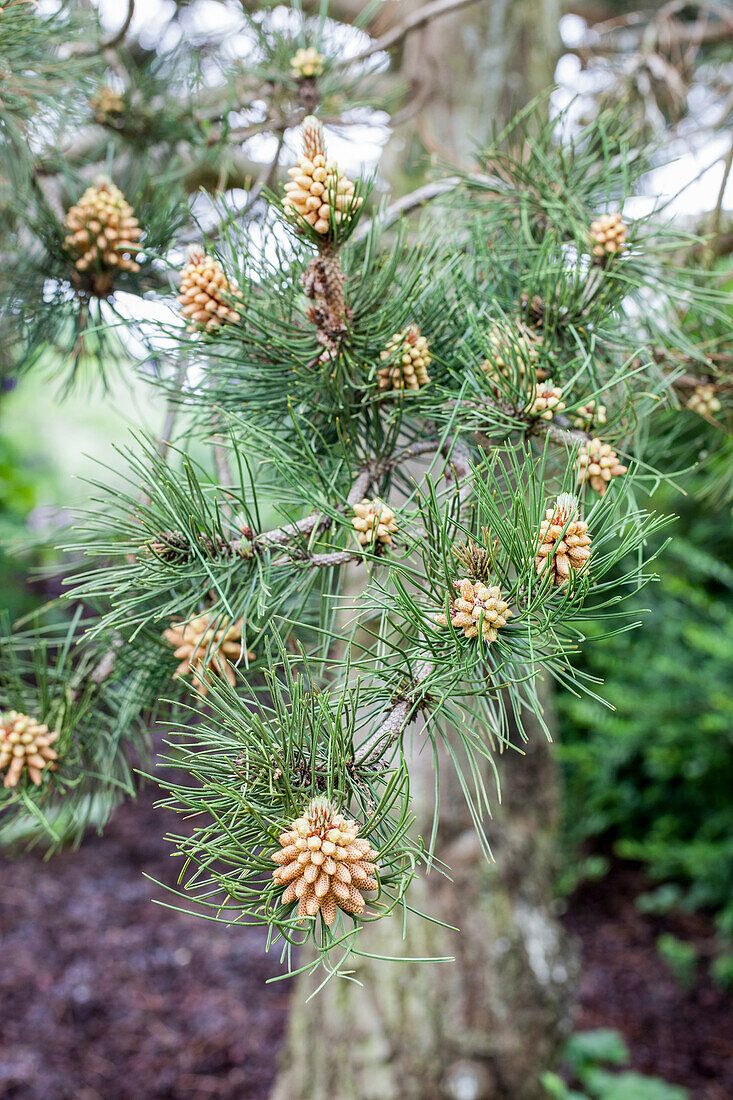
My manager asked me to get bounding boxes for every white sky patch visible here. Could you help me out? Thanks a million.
[553,36,732,219]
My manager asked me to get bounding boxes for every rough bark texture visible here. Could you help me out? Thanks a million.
[380,0,562,185]
[271,707,574,1100]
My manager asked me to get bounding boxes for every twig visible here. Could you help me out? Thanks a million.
[352,178,461,243]
[254,512,332,550]
[355,660,434,766]
[347,0,484,64]
[291,549,362,568]
[711,135,733,241]
[102,0,135,50]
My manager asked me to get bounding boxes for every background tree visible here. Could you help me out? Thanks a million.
[0,4,730,1100]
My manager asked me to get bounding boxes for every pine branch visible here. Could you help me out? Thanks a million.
[348,0,484,64]
[355,660,435,766]
[353,178,461,243]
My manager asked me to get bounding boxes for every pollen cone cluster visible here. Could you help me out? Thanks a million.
[272,796,379,925]
[572,399,607,431]
[0,711,58,789]
[481,322,543,386]
[91,86,124,122]
[577,438,628,495]
[687,384,721,418]
[435,578,512,643]
[164,615,253,695]
[290,46,324,78]
[590,213,628,261]
[378,326,431,391]
[64,177,142,292]
[352,498,398,547]
[536,494,591,587]
[178,246,241,332]
[283,116,361,236]
[529,382,565,420]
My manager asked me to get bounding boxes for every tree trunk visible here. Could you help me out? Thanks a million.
[271,703,574,1100]
[379,0,561,188]
[271,5,567,1097]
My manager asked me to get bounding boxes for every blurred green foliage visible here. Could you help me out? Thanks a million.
[542,1028,688,1100]
[656,934,698,991]
[0,367,167,620]
[0,423,40,620]
[556,480,733,940]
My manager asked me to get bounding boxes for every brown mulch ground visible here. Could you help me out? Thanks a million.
[0,785,291,1100]
[2,788,731,1099]
[563,864,733,1100]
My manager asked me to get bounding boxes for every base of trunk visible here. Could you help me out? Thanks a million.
[271,720,575,1100]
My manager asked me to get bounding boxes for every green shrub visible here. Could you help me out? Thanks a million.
[656,934,698,990]
[543,1029,689,1100]
[556,487,733,938]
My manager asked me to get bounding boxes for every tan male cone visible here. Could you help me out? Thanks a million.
[535,494,591,587]
[282,115,361,236]
[272,796,380,925]
[529,382,565,421]
[64,177,142,289]
[0,711,58,788]
[178,246,241,332]
[378,326,431,391]
[435,578,512,643]
[577,438,627,496]
[352,498,398,547]
[164,615,254,696]
[687,384,721,418]
[590,212,628,260]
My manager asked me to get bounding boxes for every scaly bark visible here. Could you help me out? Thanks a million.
[272,701,574,1100]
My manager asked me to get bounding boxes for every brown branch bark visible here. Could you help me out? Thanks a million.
[347,0,485,63]
[355,659,435,765]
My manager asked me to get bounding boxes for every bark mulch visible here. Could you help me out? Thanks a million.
[0,787,291,1100]
[563,864,733,1100]
[2,790,731,1099]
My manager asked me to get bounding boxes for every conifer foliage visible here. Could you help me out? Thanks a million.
[0,2,730,979]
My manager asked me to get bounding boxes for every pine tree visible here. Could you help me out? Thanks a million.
[1,3,731,1097]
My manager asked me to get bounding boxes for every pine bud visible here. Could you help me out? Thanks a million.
[90,86,124,122]
[572,399,607,431]
[163,615,254,696]
[0,711,58,789]
[577,438,627,495]
[434,578,512,643]
[451,530,497,582]
[520,293,546,328]
[282,116,362,237]
[686,384,721,419]
[352,498,398,547]
[535,494,591,587]
[302,114,326,162]
[177,246,241,332]
[590,213,628,262]
[272,796,380,925]
[146,530,233,562]
[529,381,565,420]
[480,322,544,386]
[378,326,431,391]
[289,47,324,79]
[63,177,142,295]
